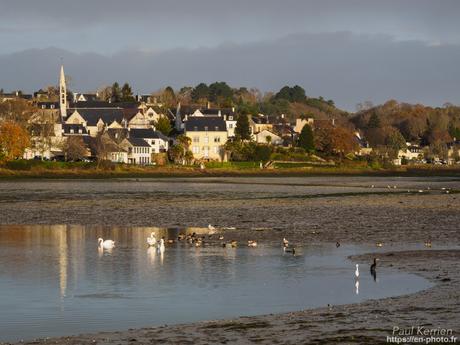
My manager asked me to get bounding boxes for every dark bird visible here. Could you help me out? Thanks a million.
[370,258,378,281]
[283,247,296,255]
[336,241,340,248]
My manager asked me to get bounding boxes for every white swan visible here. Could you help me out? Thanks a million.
[98,238,115,249]
[355,264,359,278]
[157,238,165,252]
[208,224,217,234]
[147,232,157,247]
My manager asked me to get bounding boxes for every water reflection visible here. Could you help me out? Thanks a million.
[0,225,432,342]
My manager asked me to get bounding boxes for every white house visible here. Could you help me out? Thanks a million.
[121,138,152,165]
[254,129,283,145]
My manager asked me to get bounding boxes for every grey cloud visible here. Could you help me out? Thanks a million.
[1,32,459,111]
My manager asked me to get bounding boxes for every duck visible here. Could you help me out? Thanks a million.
[177,234,185,241]
[248,240,257,247]
[98,238,115,250]
[355,264,359,278]
[336,241,341,248]
[283,238,289,247]
[219,235,224,240]
[424,240,432,248]
[147,233,157,247]
[375,242,383,248]
[195,240,203,247]
[167,239,175,244]
[231,240,238,248]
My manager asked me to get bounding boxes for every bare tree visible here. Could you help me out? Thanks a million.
[62,136,88,161]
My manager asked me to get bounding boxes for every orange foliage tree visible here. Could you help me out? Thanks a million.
[0,121,31,162]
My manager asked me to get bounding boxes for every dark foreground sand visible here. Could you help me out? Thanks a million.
[0,177,459,344]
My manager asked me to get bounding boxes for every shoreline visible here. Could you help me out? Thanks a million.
[2,165,460,179]
[2,248,458,345]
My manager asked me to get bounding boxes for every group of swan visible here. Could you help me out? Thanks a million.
[147,232,165,252]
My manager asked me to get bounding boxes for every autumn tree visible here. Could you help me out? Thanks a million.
[0,121,30,162]
[0,99,36,127]
[97,86,113,102]
[62,136,87,161]
[315,126,357,157]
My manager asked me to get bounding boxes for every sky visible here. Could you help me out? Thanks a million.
[0,0,459,111]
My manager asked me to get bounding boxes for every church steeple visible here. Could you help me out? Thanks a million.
[59,65,67,118]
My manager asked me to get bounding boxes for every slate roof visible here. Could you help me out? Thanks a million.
[127,137,151,147]
[184,116,227,132]
[69,108,126,126]
[62,124,89,135]
[129,128,169,140]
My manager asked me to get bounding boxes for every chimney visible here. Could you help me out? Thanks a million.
[218,110,222,117]
[232,106,235,112]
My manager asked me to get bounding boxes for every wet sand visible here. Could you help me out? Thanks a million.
[0,177,459,344]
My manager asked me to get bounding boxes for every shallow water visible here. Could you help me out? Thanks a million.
[0,225,432,342]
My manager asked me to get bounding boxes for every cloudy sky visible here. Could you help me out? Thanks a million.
[0,0,459,110]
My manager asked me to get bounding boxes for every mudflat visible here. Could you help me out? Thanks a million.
[0,176,459,344]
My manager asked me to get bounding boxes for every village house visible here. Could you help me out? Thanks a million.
[120,137,152,165]
[185,116,228,161]
[254,129,283,145]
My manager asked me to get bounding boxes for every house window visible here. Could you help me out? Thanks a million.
[193,136,199,143]
[193,146,199,153]
[204,137,209,144]
[214,137,220,143]
[70,129,74,134]
[229,116,233,120]
[78,129,82,134]
[194,126,198,131]
[214,147,219,154]
[215,126,219,131]
[228,124,233,129]
[204,126,208,131]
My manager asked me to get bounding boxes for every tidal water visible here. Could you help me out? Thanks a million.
[0,225,432,342]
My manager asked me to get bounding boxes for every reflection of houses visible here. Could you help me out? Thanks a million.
[185,116,228,161]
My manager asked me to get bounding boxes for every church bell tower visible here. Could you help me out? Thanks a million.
[59,65,67,118]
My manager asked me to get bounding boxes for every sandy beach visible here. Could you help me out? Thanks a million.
[0,176,459,344]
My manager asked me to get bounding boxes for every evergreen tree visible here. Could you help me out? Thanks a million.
[121,83,134,102]
[111,82,121,102]
[191,83,209,104]
[154,116,172,136]
[235,114,251,141]
[368,112,381,128]
[298,124,315,151]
